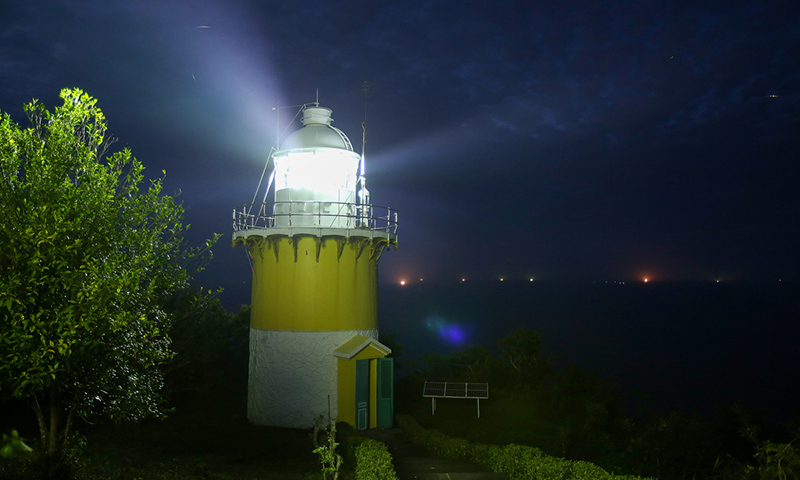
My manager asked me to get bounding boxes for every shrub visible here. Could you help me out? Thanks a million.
[336,422,366,470]
[396,415,491,460]
[395,414,653,480]
[355,439,397,480]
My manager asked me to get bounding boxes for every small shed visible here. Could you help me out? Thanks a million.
[334,336,393,429]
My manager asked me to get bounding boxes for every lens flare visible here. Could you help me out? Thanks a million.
[424,316,469,346]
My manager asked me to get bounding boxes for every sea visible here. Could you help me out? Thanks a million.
[377,280,800,422]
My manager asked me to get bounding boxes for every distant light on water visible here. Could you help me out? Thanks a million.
[399,279,406,286]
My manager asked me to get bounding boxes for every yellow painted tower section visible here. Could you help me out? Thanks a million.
[245,235,390,332]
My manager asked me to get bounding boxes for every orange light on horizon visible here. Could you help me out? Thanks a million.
[399,279,406,286]
[643,277,649,283]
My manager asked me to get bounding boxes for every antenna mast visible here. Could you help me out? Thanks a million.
[358,81,374,217]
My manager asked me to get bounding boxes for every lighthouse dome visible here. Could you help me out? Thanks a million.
[281,106,353,151]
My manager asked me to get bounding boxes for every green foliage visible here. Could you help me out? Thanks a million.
[312,420,343,480]
[499,327,549,390]
[608,410,722,479]
[395,411,469,458]
[395,415,652,480]
[711,406,800,480]
[414,327,549,391]
[164,296,249,395]
[550,365,621,457]
[0,430,33,458]
[354,439,397,480]
[0,433,85,480]
[0,89,218,456]
[748,440,800,480]
[418,345,502,383]
[411,328,619,458]
[333,422,364,472]
[406,328,800,479]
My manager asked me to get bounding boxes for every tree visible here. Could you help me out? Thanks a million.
[164,296,249,397]
[498,327,549,391]
[449,345,501,383]
[0,89,218,456]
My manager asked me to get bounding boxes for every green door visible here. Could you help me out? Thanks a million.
[355,359,369,430]
[376,357,394,428]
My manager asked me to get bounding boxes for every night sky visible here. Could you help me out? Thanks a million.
[2,0,799,308]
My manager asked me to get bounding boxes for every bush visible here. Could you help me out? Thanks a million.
[0,452,79,480]
[395,414,652,480]
[336,422,367,471]
[355,439,397,480]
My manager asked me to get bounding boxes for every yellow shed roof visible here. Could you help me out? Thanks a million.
[333,335,392,359]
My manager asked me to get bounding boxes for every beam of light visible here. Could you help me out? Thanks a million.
[370,112,521,177]
[120,3,288,170]
[370,94,575,180]
[191,40,286,161]
[167,4,289,166]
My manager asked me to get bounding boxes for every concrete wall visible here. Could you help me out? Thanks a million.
[247,328,378,428]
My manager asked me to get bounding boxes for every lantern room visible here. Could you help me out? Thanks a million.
[271,106,362,228]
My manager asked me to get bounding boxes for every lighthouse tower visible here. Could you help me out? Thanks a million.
[233,104,398,429]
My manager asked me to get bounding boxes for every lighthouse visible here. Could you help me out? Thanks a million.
[233,103,398,429]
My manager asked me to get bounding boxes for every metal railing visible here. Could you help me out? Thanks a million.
[233,201,398,234]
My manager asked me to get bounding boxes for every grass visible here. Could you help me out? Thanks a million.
[77,387,320,480]
[0,383,321,480]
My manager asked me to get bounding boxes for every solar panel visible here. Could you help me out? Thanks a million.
[422,381,490,418]
[423,381,488,399]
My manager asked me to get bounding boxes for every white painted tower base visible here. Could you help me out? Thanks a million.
[247,328,378,428]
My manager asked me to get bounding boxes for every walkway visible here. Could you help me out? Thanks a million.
[362,428,507,480]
